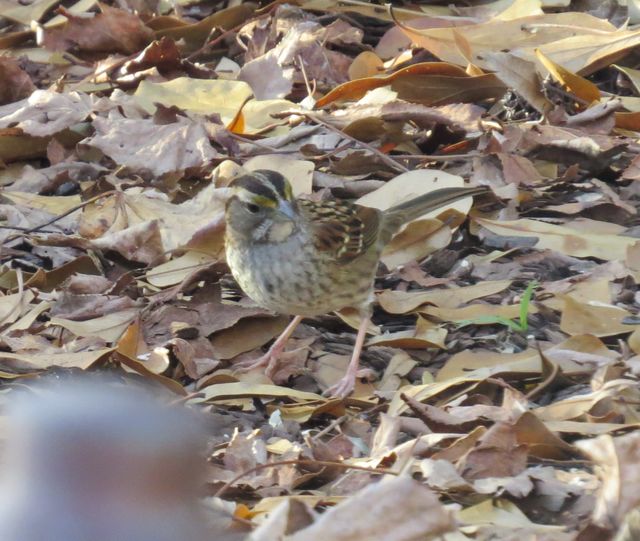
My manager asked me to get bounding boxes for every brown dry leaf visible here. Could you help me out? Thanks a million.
[80,184,227,256]
[397,12,614,69]
[0,348,114,371]
[379,280,512,314]
[366,316,447,349]
[82,112,218,176]
[210,315,290,360]
[626,242,640,271]
[630,329,640,356]
[348,51,383,80]
[457,498,568,538]
[239,19,355,99]
[48,308,138,342]
[513,412,577,460]
[0,57,35,106]
[538,27,640,76]
[476,217,638,261]
[388,376,486,417]
[535,49,601,104]
[576,431,640,530]
[145,251,216,288]
[0,90,92,136]
[133,78,253,127]
[285,477,454,540]
[0,0,62,24]
[0,290,36,326]
[3,191,81,216]
[90,220,164,264]
[381,218,452,269]
[535,379,640,423]
[458,422,528,481]
[559,296,633,337]
[390,72,506,107]
[231,98,299,137]
[318,61,505,107]
[437,334,618,382]
[189,382,325,404]
[41,4,153,54]
[152,3,256,51]
[377,352,417,393]
[116,318,147,360]
[334,100,484,135]
[483,52,551,113]
[421,302,535,325]
[316,62,468,107]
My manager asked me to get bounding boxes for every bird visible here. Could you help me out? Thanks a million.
[224,169,488,398]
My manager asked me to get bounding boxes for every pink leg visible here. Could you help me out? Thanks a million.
[235,315,304,376]
[324,316,369,399]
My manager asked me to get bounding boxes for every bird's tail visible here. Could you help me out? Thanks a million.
[382,186,489,236]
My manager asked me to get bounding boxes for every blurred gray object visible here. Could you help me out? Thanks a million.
[0,377,224,541]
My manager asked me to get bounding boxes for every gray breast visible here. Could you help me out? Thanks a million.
[226,232,377,316]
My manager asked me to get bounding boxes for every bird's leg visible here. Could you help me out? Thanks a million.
[234,315,304,376]
[324,315,369,399]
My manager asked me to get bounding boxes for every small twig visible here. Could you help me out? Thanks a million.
[297,53,316,100]
[387,152,480,161]
[543,82,591,107]
[312,141,355,160]
[2,190,118,246]
[214,458,398,498]
[188,0,286,61]
[310,414,350,441]
[293,112,410,173]
[229,133,283,153]
[188,20,253,61]
[0,225,61,234]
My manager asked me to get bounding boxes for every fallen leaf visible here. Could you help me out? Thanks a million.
[0,90,92,136]
[0,57,35,106]
[379,280,512,314]
[576,431,640,530]
[41,4,153,54]
[133,78,253,126]
[560,296,634,337]
[82,112,218,176]
[476,217,638,261]
[286,477,454,540]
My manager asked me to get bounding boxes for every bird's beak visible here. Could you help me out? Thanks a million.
[277,200,296,221]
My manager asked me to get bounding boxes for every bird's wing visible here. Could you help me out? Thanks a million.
[299,199,381,264]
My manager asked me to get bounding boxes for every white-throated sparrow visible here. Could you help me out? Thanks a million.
[225,170,488,397]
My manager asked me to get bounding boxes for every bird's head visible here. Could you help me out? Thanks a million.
[225,170,299,244]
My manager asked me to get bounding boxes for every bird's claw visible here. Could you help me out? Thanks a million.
[234,353,276,376]
[323,374,356,399]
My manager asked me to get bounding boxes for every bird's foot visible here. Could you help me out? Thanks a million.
[233,352,275,374]
[323,368,375,399]
[234,316,304,378]
[323,374,355,399]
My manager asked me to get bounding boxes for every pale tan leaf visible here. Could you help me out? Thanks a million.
[476,217,637,260]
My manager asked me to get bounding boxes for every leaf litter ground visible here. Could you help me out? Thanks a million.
[1,0,640,539]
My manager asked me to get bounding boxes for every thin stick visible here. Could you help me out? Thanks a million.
[2,190,118,245]
[294,112,410,173]
[0,225,61,233]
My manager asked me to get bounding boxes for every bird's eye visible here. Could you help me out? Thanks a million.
[246,202,261,214]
